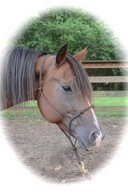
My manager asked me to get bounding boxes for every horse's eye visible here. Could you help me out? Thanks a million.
[62,85,72,92]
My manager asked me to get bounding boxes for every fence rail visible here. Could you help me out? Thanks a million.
[82,60,128,112]
[96,106,128,112]
[89,76,128,83]
[82,60,128,68]
[93,91,128,97]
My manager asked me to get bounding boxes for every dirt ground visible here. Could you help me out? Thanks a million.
[1,107,127,183]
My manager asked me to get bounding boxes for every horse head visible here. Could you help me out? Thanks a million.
[36,44,104,151]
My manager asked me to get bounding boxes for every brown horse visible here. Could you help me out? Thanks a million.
[0,44,104,166]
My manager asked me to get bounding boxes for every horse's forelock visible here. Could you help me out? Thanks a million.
[66,54,92,100]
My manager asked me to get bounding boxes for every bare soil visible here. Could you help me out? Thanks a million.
[2,107,127,183]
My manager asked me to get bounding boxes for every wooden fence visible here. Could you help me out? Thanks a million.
[82,60,128,112]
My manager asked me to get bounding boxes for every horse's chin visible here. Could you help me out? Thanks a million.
[77,137,99,152]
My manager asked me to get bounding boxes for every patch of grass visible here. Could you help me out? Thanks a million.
[15,101,37,107]
[0,109,44,125]
[93,96,128,117]
[96,111,128,117]
[93,97,128,107]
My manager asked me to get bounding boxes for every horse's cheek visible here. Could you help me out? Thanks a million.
[37,99,62,123]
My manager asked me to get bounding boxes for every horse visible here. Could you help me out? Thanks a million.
[0,44,104,172]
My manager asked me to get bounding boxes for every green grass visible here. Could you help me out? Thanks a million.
[95,111,128,117]
[17,100,37,107]
[0,108,44,125]
[93,96,128,117]
[93,97,128,107]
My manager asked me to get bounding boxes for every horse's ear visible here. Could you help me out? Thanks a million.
[74,47,87,62]
[56,44,68,66]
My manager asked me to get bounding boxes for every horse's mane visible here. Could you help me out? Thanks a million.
[1,47,92,109]
[66,54,92,100]
[1,47,46,108]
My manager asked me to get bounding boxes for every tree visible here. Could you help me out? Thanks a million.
[15,9,122,59]
[13,9,124,90]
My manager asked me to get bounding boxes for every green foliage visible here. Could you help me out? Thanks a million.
[13,9,124,90]
[15,9,122,60]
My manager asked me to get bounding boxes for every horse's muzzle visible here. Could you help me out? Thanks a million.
[77,130,104,152]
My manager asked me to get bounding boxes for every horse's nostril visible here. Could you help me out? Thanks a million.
[90,132,98,143]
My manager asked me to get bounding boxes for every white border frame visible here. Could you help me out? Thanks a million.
[0,1,128,191]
